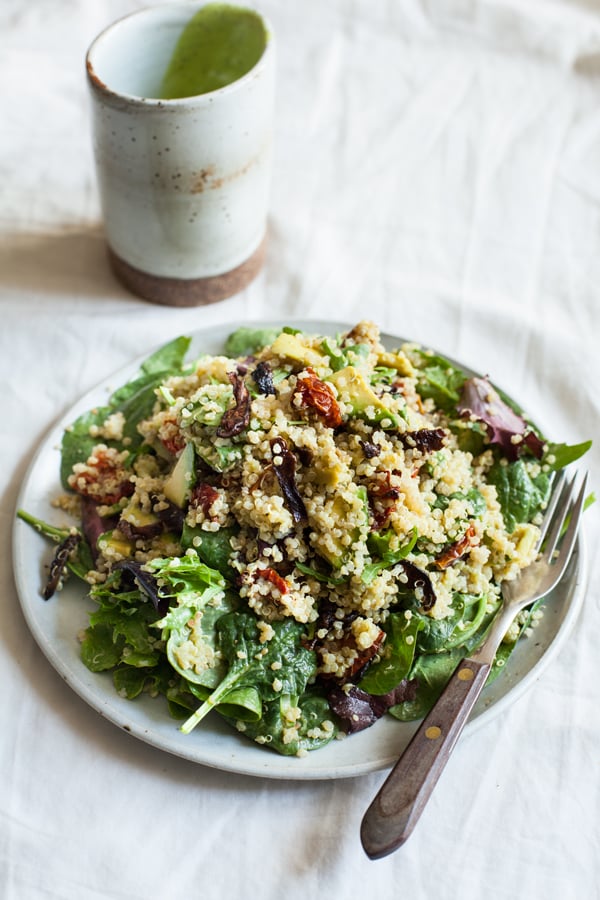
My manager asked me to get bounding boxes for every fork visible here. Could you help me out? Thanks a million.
[360,470,588,860]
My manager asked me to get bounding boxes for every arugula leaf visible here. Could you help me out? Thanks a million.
[362,527,418,585]
[81,584,162,673]
[180,613,317,734]
[487,458,551,533]
[145,553,226,608]
[320,337,370,372]
[413,351,467,412]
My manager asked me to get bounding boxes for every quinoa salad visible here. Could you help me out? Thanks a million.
[18,322,591,757]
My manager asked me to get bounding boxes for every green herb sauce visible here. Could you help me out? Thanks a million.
[160,3,268,99]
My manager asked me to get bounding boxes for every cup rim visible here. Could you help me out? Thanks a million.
[85,1,274,107]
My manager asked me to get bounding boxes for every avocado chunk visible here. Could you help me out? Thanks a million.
[327,367,403,428]
[314,485,369,569]
[270,332,329,369]
[97,530,133,559]
[163,441,196,508]
[376,349,415,376]
[119,500,162,539]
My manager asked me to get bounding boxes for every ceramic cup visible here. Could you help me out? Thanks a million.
[86,3,275,306]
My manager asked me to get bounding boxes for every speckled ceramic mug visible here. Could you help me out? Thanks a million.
[86,3,275,306]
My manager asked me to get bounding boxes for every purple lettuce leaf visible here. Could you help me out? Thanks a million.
[326,679,418,734]
[456,377,544,461]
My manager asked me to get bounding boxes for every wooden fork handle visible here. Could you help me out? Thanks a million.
[360,658,491,860]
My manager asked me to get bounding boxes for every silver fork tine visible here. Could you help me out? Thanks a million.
[536,469,566,550]
[547,473,587,579]
[541,473,577,560]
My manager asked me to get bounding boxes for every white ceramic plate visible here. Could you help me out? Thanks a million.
[12,320,588,780]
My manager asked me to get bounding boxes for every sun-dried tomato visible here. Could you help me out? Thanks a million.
[254,567,289,595]
[190,483,220,516]
[368,471,401,530]
[434,523,478,570]
[296,368,343,428]
[316,625,385,683]
[158,415,186,456]
[69,447,134,505]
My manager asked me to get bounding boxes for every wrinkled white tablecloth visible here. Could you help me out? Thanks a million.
[2,1,599,898]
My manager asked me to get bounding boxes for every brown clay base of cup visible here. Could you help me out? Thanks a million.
[108,237,266,307]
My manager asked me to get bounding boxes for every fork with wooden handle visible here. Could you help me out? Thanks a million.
[360,471,588,860]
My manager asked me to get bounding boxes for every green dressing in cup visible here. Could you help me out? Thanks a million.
[160,3,268,98]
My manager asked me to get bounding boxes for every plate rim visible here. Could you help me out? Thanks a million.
[11,318,589,780]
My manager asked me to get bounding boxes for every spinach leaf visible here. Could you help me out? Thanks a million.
[358,612,422,695]
[155,593,235,690]
[80,622,125,672]
[412,593,492,654]
[181,524,238,579]
[389,649,464,721]
[60,335,191,487]
[542,439,592,471]
[180,613,317,734]
[224,326,282,357]
[432,489,486,518]
[227,690,337,755]
[215,686,263,722]
[138,335,191,376]
[487,458,551,533]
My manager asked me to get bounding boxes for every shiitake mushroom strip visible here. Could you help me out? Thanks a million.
[216,372,251,438]
[43,532,81,600]
[270,437,307,523]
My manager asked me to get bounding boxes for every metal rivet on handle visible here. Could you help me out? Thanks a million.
[425,726,442,740]
[457,667,474,681]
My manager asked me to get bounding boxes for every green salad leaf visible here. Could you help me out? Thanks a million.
[180,613,317,734]
[487,458,551,534]
[224,326,282,357]
[60,335,191,487]
[226,690,337,755]
[543,440,592,471]
[358,612,422,695]
[413,350,467,412]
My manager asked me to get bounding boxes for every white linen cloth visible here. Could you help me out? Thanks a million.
[1,1,599,897]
